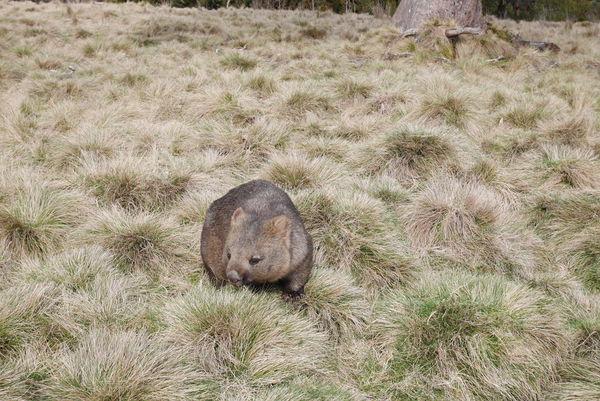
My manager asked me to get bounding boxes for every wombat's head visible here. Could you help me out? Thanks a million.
[223,207,292,286]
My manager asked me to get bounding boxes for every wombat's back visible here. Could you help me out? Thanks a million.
[200,180,310,284]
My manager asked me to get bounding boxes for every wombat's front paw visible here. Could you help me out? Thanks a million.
[281,290,304,302]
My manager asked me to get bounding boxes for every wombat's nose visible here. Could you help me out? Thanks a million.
[227,270,242,286]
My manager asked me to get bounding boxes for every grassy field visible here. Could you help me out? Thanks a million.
[0,1,599,400]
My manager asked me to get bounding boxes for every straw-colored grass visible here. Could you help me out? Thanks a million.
[0,2,598,399]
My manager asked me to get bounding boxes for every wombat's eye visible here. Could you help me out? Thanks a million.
[227,252,231,260]
[249,257,261,265]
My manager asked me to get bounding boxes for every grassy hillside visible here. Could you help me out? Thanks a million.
[0,2,599,400]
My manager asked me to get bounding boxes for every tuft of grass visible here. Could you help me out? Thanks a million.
[46,129,116,169]
[119,72,149,87]
[295,189,413,290]
[261,152,342,191]
[83,208,197,277]
[81,158,192,211]
[220,53,257,71]
[175,188,221,225]
[300,25,328,39]
[0,284,58,358]
[16,246,114,292]
[567,303,600,357]
[46,328,199,401]
[298,267,370,341]
[285,91,331,116]
[13,46,32,58]
[404,175,535,275]
[548,357,600,401]
[335,79,373,100]
[372,270,567,401]
[357,126,457,180]
[535,145,599,189]
[196,119,289,166]
[418,90,474,128]
[245,74,277,95]
[353,175,410,207]
[565,226,600,292]
[0,186,84,257]
[529,191,600,239]
[503,104,547,129]
[542,113,594,146]
[0,345,50,401]
[162,284,327,386]
[53,268,150,337]
[130,16,202,45]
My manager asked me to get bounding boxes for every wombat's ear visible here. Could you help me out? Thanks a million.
[231,207,248,226]
[264,215,291,246]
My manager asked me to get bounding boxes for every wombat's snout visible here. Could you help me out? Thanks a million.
[226,269,250,286]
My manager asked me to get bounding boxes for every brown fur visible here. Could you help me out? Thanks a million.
[201,180,313,297]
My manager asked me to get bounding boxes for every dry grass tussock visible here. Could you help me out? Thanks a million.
[0,1,599,399]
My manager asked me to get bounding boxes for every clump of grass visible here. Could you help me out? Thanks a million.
[548,358,600,401]
[81,158,192,211]
[567,303,600,356]
[332,123,369,141]
[295,189,413,289]
[82,42,98,57]
[54,269,150,337]
[535,145,599,189]
[353,175,410,207]
[119,72,149,87]
[16,246,115,292]
[0,284,58,358]
[0,186,84,257]
[565,226,600,292]
[285,91,331,116]
[413,22,455,60]
[298,137,349,161]
[529,191,600,239]
[489,91,507,110]
[261,152,342,191]
[418,89,474,128]
[245,74,277,95]
[175,188,221,225]
[13,46,32,58]
[300,25,327,39]
[405,176,503,247]
[404,175,535,275]
[221,377,356,401]
[198,119,289,166]
[83,208,196,277]
[46,129,115,169]
[542,113,594,146]
[220,53,257,71]
[36,57,62,70]
[298,267,370,340]
[454,31,517,61]
[335,79,372,100]
[131,16,201,45]
[482,130,539,161]
[372,270,567,401]
[46,328,199,401]
[503,103,547,129]
[162,284,327,386]
[357,126,457,181]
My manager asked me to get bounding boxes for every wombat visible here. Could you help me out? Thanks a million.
[200,179,313,298]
